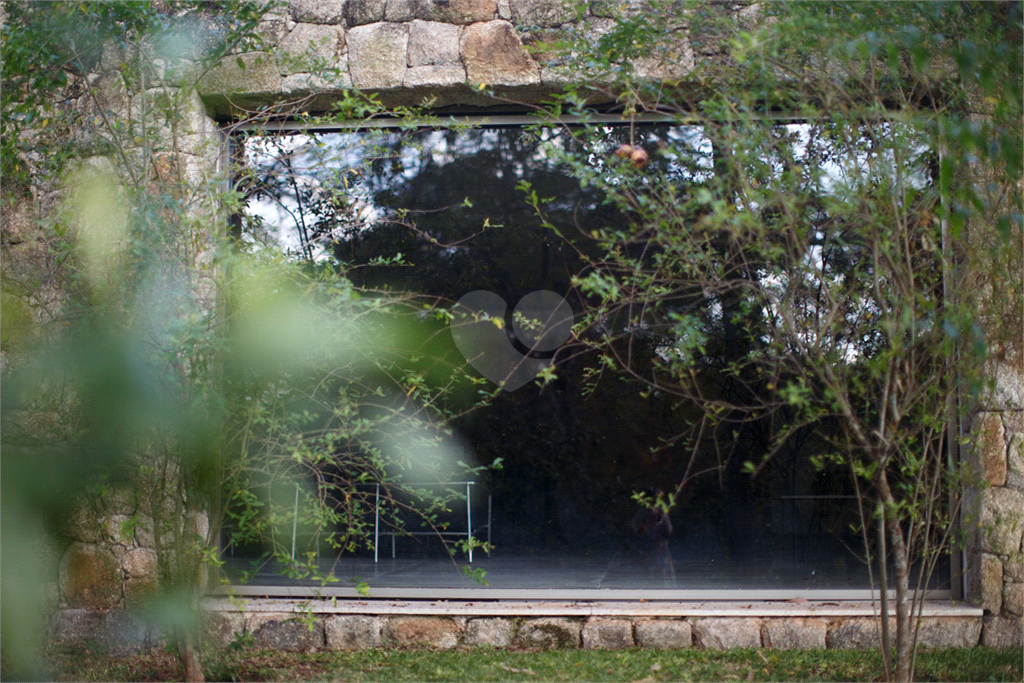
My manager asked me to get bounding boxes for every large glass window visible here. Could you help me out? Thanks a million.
[228,120,949,597]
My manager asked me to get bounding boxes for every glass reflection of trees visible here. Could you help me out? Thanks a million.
[242,124,882,588]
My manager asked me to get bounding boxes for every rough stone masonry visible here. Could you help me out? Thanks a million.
[191,601,987,652]
[194,0,698,115]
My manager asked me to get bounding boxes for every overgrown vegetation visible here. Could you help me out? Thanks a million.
[527,2,1022,681]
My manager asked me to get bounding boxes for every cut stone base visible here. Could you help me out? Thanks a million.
[582,618,633,650]
[56,600,987,653]
[325,615,382,650]
[515,617,581,649]
[464,618,515,647]
[247,613,325,651]
[827,618,880,650]
[916,617,982,648]
[981,615,1023,648]
[635,619,691,648]
[48,609,154,654]
[692,618,761,649]
[384,616,459,649]
[761,618,826,650]
[204,611,245,649]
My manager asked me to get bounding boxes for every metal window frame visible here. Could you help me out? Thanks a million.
[219,113,959,602]
[218,586,950,601]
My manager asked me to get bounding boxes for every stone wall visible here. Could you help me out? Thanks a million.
[2,13,222,639]
[966,396,1024,646]
[54,492,210,623]
[195,0,699,115]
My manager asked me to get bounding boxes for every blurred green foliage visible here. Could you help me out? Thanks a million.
[0,2,487,680]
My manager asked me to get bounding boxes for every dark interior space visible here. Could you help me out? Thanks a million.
[230,123,949,593]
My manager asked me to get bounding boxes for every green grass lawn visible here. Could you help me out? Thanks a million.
[41,644,1023,682]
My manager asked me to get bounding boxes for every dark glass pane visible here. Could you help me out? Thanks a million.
[233,123,948,593]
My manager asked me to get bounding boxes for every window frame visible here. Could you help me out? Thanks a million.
[219,113,960,602]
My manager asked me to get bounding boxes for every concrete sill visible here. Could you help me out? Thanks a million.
[203,597,982,618]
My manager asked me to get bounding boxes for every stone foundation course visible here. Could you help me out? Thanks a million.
[48,601,993,653]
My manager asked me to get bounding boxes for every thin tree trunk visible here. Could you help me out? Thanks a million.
[877,470,912,683]
[177,628,204,683]
[878,502,892,680]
